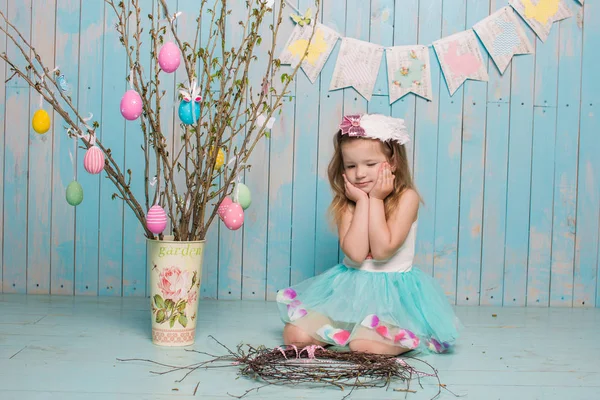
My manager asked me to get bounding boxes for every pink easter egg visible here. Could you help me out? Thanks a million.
[83,146,105,174]
[120,89,143,121]
[223,202,244,231]
[146,205,167,234]
[158,41,181,73]
[218,197,233,221]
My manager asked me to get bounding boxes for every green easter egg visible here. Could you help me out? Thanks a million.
[234,183,251,210]
[66,180,83,206]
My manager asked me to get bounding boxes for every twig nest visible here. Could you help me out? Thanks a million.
[233,183,251,210]
[146,205,168,234]
[83,146,105,174]
[32,109,51,134]
[66,180,83,206]
[120,89,143,120]
[158,41,181,73]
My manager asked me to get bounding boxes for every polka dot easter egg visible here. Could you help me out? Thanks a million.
[146,205,167,234]
[178,85,202,125]
[120,89,143,121]
[32,109,51,134]
[83,146,105,174]
[158,41,181,73]
[214,147,225,169]
[217,197,233,221]
[222,202,244,230]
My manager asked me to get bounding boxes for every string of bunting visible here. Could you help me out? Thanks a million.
[280,0,582,100]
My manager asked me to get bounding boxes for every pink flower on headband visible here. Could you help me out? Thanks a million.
[339,115,365,136]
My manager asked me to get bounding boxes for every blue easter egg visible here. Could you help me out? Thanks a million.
[178,100,200,125]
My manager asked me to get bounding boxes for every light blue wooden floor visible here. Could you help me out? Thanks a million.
[0,294,598,399]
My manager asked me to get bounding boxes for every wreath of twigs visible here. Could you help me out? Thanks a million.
[118,336,459,399]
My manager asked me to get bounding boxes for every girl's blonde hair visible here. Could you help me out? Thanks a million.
[327,130,419,225]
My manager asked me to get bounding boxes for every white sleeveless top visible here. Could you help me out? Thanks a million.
[343,220,417,273]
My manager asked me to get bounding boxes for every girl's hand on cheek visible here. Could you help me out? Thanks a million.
[343,174,368,203]
[370,163,394,200]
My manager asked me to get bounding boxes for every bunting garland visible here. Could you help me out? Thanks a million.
[279,23,340,83]
[508,0,573,42]
[433,30,489,96]
[279,0,582,100]
[386,45,433,102]
[473,7,534,74]
[329,38,384,101]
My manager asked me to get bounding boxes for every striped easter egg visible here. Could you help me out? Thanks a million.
[83,146,105,174]
[146,205,167,234]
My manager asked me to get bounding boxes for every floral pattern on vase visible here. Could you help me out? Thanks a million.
[151,266,200,329]
[147,237,204,347]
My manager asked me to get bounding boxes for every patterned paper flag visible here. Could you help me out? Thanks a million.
[509,0,572,42]
[279,23,340,83]
[473,7,534,74]
[329,38,384,101]
[386,45,433,103]
[433,30,489,96]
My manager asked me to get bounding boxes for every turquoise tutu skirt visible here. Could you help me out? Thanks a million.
[276,264,461,353]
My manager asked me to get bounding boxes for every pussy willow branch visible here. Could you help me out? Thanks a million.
[0,9,155,238]
[201,2,321,238]
[0,0,320,241]
[108,0,184,237]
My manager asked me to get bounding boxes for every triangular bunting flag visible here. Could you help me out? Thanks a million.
[386,45,433,103]
[433,30,489,96]
[473,7,534,74]
[509,0,572,42]
[279,23,340,84]
[329,37,384,101]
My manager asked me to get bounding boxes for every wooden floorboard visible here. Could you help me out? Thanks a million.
[0,294,598,399]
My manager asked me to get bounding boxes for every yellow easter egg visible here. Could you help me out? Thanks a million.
[215,147,225,169]
[32,109,51,134]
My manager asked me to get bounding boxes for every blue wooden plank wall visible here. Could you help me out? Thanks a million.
[0,0,598,308]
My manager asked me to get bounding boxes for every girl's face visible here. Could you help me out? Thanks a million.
[341,139,393,194]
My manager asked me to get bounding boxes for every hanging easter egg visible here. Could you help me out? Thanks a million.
[66,180,83,206]
[214,147,225,169]
[146,205,168,234]
[233,183,252,210]
[120,89,143,121]
[178,98,201,125]
[217,197,233,221]
[178,84,202,125]
[158,41,181,73]
[32,109,51,134]
[83,146,105,174]
[222,202,244,231]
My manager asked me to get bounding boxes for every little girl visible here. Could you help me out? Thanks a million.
[276,114,461,355]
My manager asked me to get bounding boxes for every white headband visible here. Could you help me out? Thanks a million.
[339,114,410,145]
